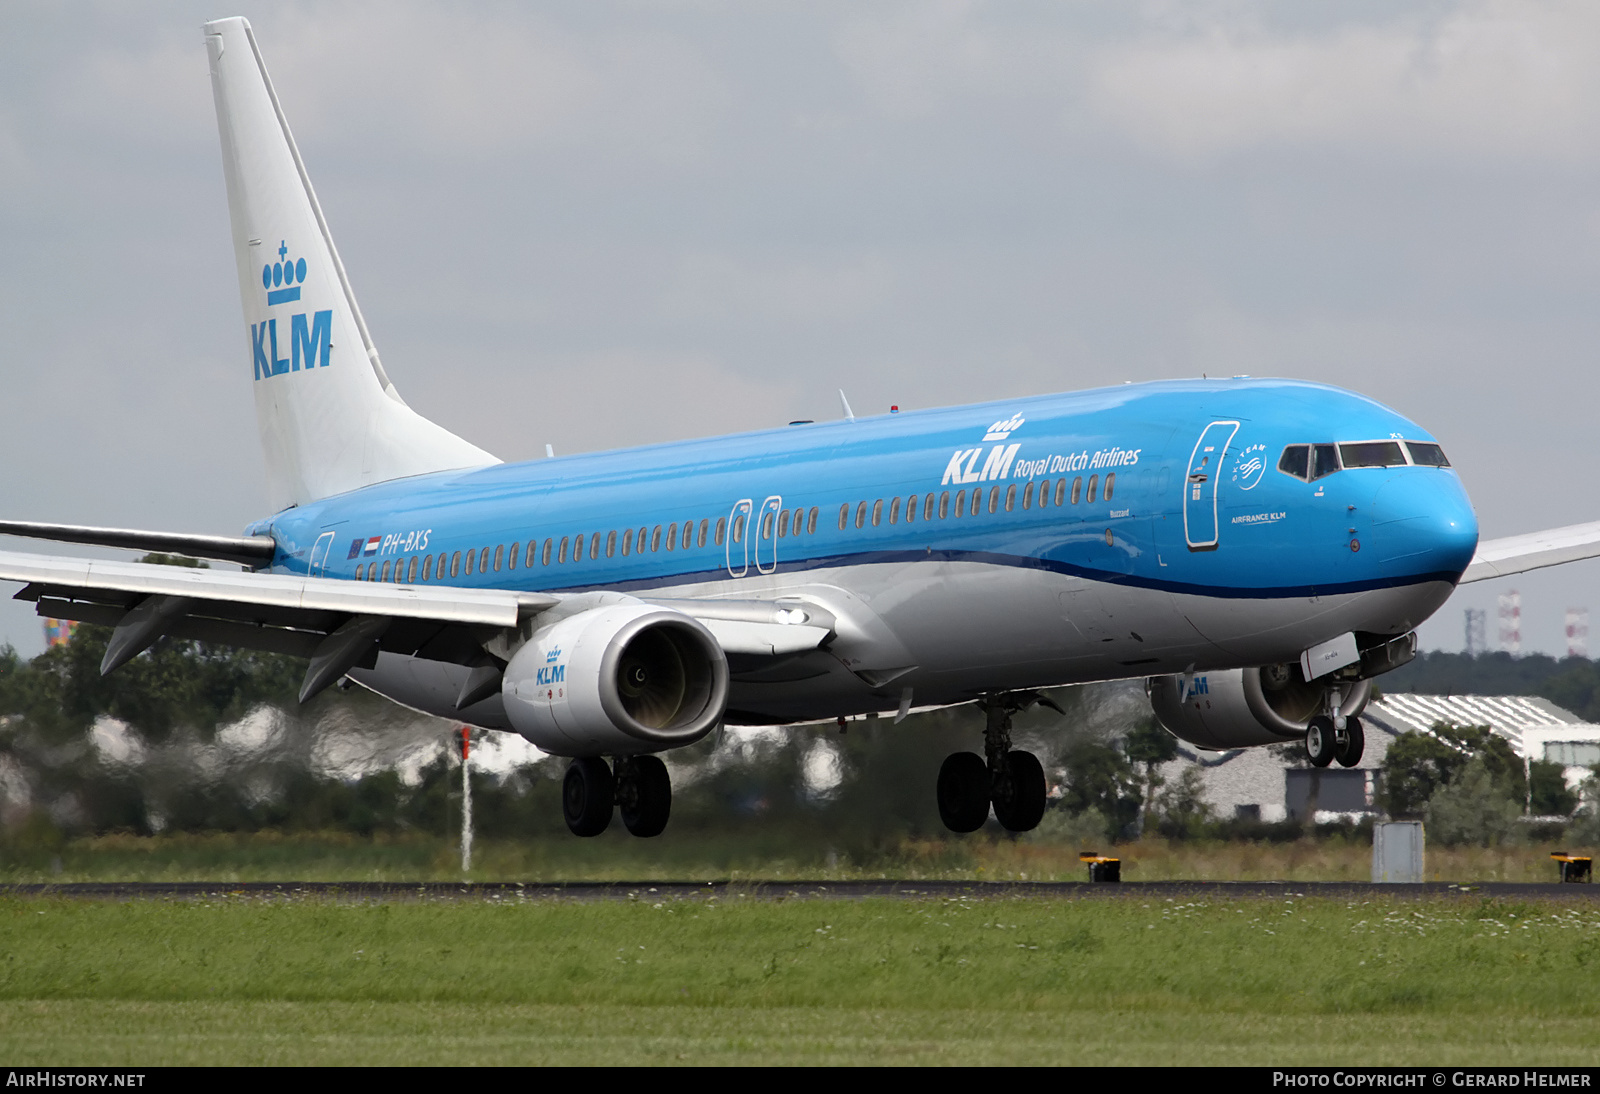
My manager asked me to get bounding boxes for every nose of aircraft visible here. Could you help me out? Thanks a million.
[1369,471,1479,579]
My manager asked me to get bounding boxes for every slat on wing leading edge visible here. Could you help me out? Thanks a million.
[0,548,539,626]
[1460,520,1600,584]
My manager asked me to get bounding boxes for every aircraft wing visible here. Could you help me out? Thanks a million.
[0,520,275,568]
[1459,520,1600,584]
[0,548,833,702]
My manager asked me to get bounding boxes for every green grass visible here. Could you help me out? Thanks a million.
[3,829,1588,885]
[1,892,1598,1064]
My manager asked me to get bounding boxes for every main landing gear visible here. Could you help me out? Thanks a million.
[1304,713,1365,769]
[937,692,1054,834]
[562,755,672,837]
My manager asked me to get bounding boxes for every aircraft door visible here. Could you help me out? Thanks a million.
[308,531,336,576]
[754,495,782,575]
[725,499,752,577]
[1183,420,1240,551]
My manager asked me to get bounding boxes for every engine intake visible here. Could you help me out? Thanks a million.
[503,604,729,756]
[1147,666,1369,751]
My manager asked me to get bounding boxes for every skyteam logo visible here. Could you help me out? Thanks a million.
[1231,442,1269,491]
[250,239,332,382]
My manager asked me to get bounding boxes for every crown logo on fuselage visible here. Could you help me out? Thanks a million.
[262,240,305,306]
[983,414,1025,441]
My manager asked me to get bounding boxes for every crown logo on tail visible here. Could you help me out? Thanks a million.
[262,240,305,305]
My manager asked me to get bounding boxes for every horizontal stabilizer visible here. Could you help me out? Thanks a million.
[1459,520,1600,584]
[0,520,276,568]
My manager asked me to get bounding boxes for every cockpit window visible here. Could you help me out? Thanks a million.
[1406,441,1451,468]
[1278,445,1309,480]
[1339,441,1406,468]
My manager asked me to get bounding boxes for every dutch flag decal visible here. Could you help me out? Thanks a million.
[363,537,381,556]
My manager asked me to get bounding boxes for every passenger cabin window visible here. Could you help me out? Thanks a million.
[1104,473,1115,501]
[1086,475,1098,504]
[381,560,392,582]
[807,507,818,534]
[1407,441,1451,467]
[355,563,364,581]
[939,491,950,519]
[451,551,462,577]
[1071,477,1082,504]
[557,538,568,564]
[871,500,882,527]
[716,517,727,545]
[590,533,601,560]
[1004,484,1015,512]
[889,497,900,524]
[542,539,553,566]
[1021,482,1033,509]
[838,504,849,531]
[778,509,789,537]
[905,496,916,524]
[699,518,709,547]
[856,502,868,529]
[606,530,616,558]
[731,516,744,544]
[493,545,503,572]
[407,557,418,583]
[987,486,999,513]
[668,523,679,551]
[422,556,433,582]
[1339,441,1406,469]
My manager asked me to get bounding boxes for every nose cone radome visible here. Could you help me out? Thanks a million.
[1369,471,1479,579]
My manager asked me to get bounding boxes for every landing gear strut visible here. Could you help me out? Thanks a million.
[937,692,1052,834]
[563,755,674,837]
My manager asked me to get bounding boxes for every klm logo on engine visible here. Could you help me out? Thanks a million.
[251,240,332,381]
[1184,676,1209,700]
[536,663,566,686]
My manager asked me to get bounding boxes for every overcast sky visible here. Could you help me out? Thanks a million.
[3,1,1600,658]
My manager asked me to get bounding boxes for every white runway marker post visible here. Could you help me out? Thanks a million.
[459,725,473,875]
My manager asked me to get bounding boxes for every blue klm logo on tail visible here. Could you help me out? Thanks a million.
[251,240,332,381]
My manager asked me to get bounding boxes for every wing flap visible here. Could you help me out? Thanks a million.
[1459,520,1600,584]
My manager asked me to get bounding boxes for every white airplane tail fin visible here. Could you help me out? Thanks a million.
[204,17,497,508]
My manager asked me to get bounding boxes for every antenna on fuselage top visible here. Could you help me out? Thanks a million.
[545,444,555,458]
[838,390,856,422]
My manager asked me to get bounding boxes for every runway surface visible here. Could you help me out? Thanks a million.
[3,880,1596,901]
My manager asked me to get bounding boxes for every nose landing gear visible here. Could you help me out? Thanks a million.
[936,692,1054,834]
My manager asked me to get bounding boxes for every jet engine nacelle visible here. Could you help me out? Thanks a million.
[1146,667,1370,751]
[502,604,729,756]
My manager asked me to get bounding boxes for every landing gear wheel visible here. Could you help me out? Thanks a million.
[620,755,672,838]
[563,757,615,837]
[937,752,990,833]
[1305,716,1336,769]
[1335,715,1365,768]
[992,750,1047,833]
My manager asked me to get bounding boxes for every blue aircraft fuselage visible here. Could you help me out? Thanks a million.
[249,377,1478,722]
